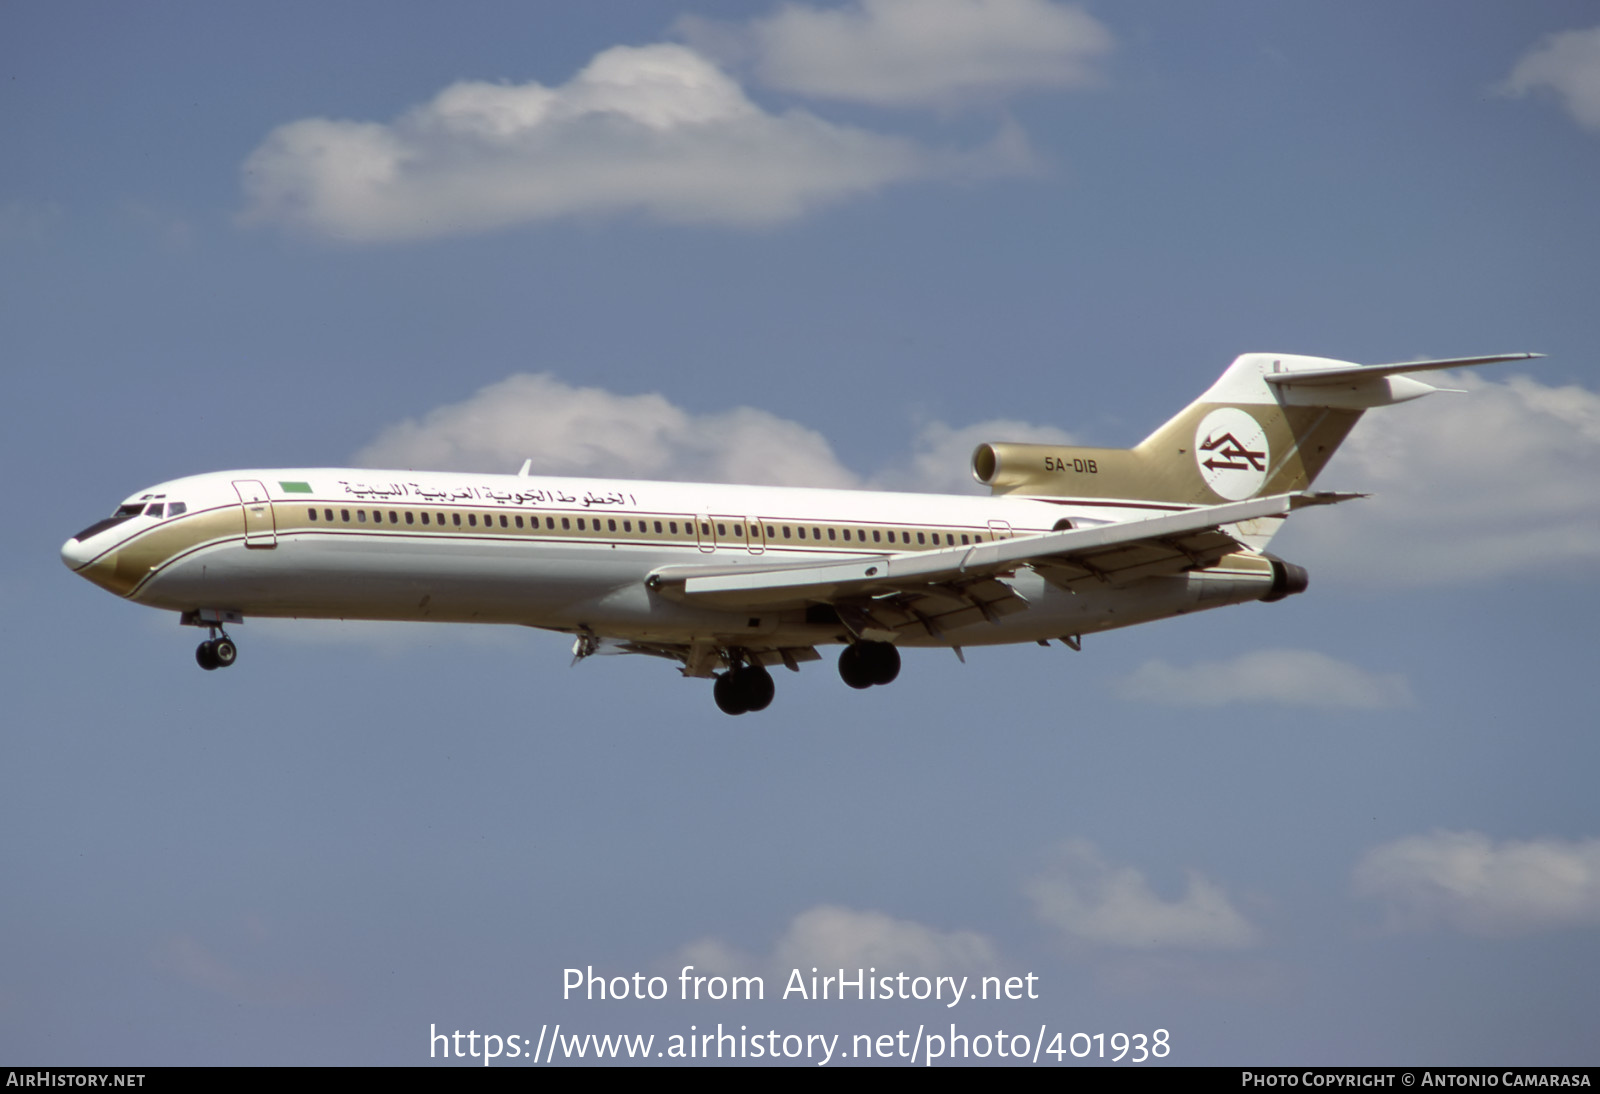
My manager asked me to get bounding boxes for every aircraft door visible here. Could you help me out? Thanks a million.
[987,519,1013,541]
[233,480,277,548]
[712,515,759,554]
[695,514,715,553]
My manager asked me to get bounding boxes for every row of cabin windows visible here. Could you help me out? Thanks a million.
[305,507,1000,547]
[310,508,699,534]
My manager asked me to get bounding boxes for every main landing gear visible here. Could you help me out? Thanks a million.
[713,662,775,716]
[837,640,900,690]
[195,631,238,671]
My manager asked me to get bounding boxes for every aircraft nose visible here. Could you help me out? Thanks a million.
[61,534,93,570]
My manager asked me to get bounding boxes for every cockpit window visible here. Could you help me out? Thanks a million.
[73,496,187,542]
[73,513,136,541]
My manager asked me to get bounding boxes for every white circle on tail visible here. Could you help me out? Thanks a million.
[1194,408,1270,500]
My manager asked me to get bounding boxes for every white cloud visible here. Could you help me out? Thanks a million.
[240,43,974,240]
[1027,840,1261,949]
[874,418,1077,494]
[1278,371,1600,584]
[1500,26,1600,132]
[1354,831,1600,936]
[353,371,1075,498]
[772,905,1000,971]
[353,372,862,489]
[670,905,1000,978]
[1114,650,1415,710]
[680,0,1112,108]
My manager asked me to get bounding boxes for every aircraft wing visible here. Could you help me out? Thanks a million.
[648,493,1342,639]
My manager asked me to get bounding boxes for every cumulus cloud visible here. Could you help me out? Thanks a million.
[679,0,1112,107]
[875,418,1077,494]
[352,371,1073,497]
[1278,371,1600,584]
[1027,840,1261,949]
[353,373,862,488]
[1354,831,1600,936]
[241,43,980,240]
[1500,26,1600,132]
[670,905,1000,978]
[1114,650,1415,710]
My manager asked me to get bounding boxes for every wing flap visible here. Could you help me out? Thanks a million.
[1034,526,1242,591]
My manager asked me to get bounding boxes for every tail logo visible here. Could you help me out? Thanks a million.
[1194,408,1270,500]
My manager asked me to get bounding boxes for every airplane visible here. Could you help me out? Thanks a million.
[61,351,1539,714]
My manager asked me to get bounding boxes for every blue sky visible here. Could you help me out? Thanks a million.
[4,0,1599,1066]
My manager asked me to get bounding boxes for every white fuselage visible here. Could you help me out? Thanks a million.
[61,466,1277,653]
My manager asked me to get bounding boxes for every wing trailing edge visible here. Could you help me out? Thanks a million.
[647,492,1329,612]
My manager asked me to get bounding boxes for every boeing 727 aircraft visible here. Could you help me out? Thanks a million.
[62,351,1538,714]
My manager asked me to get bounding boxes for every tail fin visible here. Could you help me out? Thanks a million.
[974,352,1540,504]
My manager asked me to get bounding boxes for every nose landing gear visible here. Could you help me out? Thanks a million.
[181,609,243,671]
[195,633,238,671]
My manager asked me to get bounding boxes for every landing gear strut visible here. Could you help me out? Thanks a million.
[195,630,238,671]
[838,641,900,689]
[713,661,775,715]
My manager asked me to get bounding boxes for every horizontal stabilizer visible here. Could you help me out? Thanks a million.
[1264,353,1542,388]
